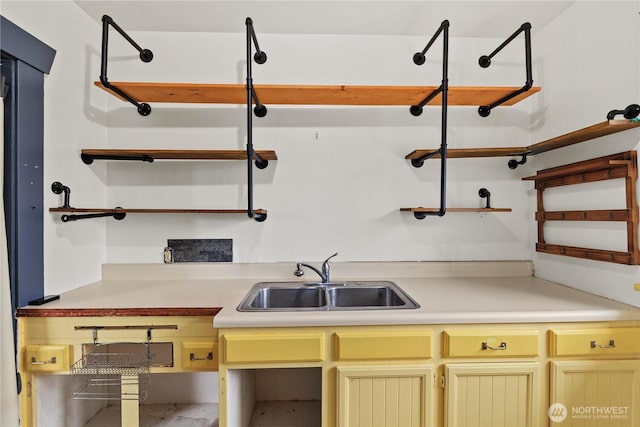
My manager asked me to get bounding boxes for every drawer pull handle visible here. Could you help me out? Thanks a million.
[190,352,213,361]
[31,356,57,365]
[482,342,507,351]
[590,339,615,349]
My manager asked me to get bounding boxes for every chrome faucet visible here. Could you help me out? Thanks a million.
[294,252,338,284]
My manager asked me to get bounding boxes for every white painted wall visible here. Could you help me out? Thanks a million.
[2,1,639,306]
[1,1,108,295]
[530,1,640,306]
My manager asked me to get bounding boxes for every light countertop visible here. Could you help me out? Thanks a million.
[17,261,639,327]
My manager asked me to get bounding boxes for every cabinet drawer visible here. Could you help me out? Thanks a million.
[25,344,71,372]
[182,342,218,371]
[548,327,640,357]
[223,333,324,364]
[335,331,432,360]
[442,330,539,358]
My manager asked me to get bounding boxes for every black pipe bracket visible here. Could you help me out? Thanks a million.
[61,209,127,223]
[606,104,640,120]
[245,17,269,221]
[508,152,531,169]
[100,15,153,116]
[410,20,450,218]
[477,22,533,117]
[81,153,154,164]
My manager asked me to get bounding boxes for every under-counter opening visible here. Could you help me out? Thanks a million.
[226,367,322,427]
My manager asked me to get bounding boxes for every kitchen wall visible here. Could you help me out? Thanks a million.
[527,1,640,306]
[2,1,638,306]
[1,1,109,295]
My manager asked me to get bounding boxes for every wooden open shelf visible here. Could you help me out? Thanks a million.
[400,207,512,214]
[406,119,640,162]
[523,151,639,265]
[80,149,278,162]
[50,208,267,215]
[95,82,540,107]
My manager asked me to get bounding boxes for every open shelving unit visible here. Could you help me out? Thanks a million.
[58,17,544,224]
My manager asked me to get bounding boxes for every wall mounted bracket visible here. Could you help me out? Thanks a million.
[508,151,531,169]
[245,17,269,222]
[100,15,153,116]
[61,209,127,223]
[478,188,491,208]
[607,104,640,120]
[81,152,154,164]
[477,22,532,117]
[410,20,449,217]
[51,181,126,222]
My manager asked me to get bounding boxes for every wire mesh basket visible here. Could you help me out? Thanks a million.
[71,342,151,400]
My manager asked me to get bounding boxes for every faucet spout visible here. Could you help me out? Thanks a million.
[294,252,339,284]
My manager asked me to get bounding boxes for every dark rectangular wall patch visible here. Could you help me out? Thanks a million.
[167,239,232,263]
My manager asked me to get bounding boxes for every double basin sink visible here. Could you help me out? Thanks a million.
[237,281,420,312]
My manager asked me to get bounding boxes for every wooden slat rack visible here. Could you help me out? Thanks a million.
[522,151,639,265]
[406,119,640,168]
[95,82,540,107]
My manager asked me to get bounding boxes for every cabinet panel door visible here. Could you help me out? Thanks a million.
[445,362,541,427]
[550,360,640,427]
[337,365,433,427]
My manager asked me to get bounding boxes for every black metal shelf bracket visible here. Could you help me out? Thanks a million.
[477,22,533,117]
[245,17,268,222]
[479,188,491,208]
[51,182,71,208]
[61,209,126,223]
[100,15,153,116]
[508,151,531,169]
[410,149,441,168]
[606,104,640,120]
[81,153,154,164]
[51,181,126,222]
[410,20,449,218]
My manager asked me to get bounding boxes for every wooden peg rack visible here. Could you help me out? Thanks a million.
[523,151,639,265]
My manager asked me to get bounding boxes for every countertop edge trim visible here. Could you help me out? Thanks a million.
[15,307,221,317]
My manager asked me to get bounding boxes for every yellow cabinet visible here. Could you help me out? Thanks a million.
[337,365,434,427]
[444,362,541,427]
[550,360,640,427]
[548,327,640,357]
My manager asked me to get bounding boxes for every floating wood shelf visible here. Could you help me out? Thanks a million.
[406,119,640,163]
[80,149,278,162]
[401,207,512,213]
[524,151,639,265]
[50,208,266,215]
[95,82,540,107]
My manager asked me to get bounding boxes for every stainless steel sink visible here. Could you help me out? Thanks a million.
[237,281,419,312]
[245,286,327,310]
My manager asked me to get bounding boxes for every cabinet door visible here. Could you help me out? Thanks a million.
[445,362,541,427]
[337,365,433,427]
[550,360,640,427]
